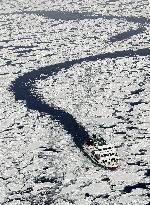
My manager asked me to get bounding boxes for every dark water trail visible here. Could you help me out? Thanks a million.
[2,10,150,25]
[9,12,150,202]
[109,27,147,42]
[10,48,150,149]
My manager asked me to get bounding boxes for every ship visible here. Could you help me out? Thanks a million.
[83,135,119,170]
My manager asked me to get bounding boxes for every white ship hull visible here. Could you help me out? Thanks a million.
[83,143,119,170]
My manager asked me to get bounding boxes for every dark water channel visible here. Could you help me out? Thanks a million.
[9,11,150,193]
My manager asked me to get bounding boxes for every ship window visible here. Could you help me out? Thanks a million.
[87,139,94,146]
[101,154,108,157]
[92,151,95,155]
[95,154,100,160]
[109,153,115,156]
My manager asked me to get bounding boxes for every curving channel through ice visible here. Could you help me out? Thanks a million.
[9,11,150,197]
[10,47,150,149]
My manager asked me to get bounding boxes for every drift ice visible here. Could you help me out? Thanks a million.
[83,135,119,170]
